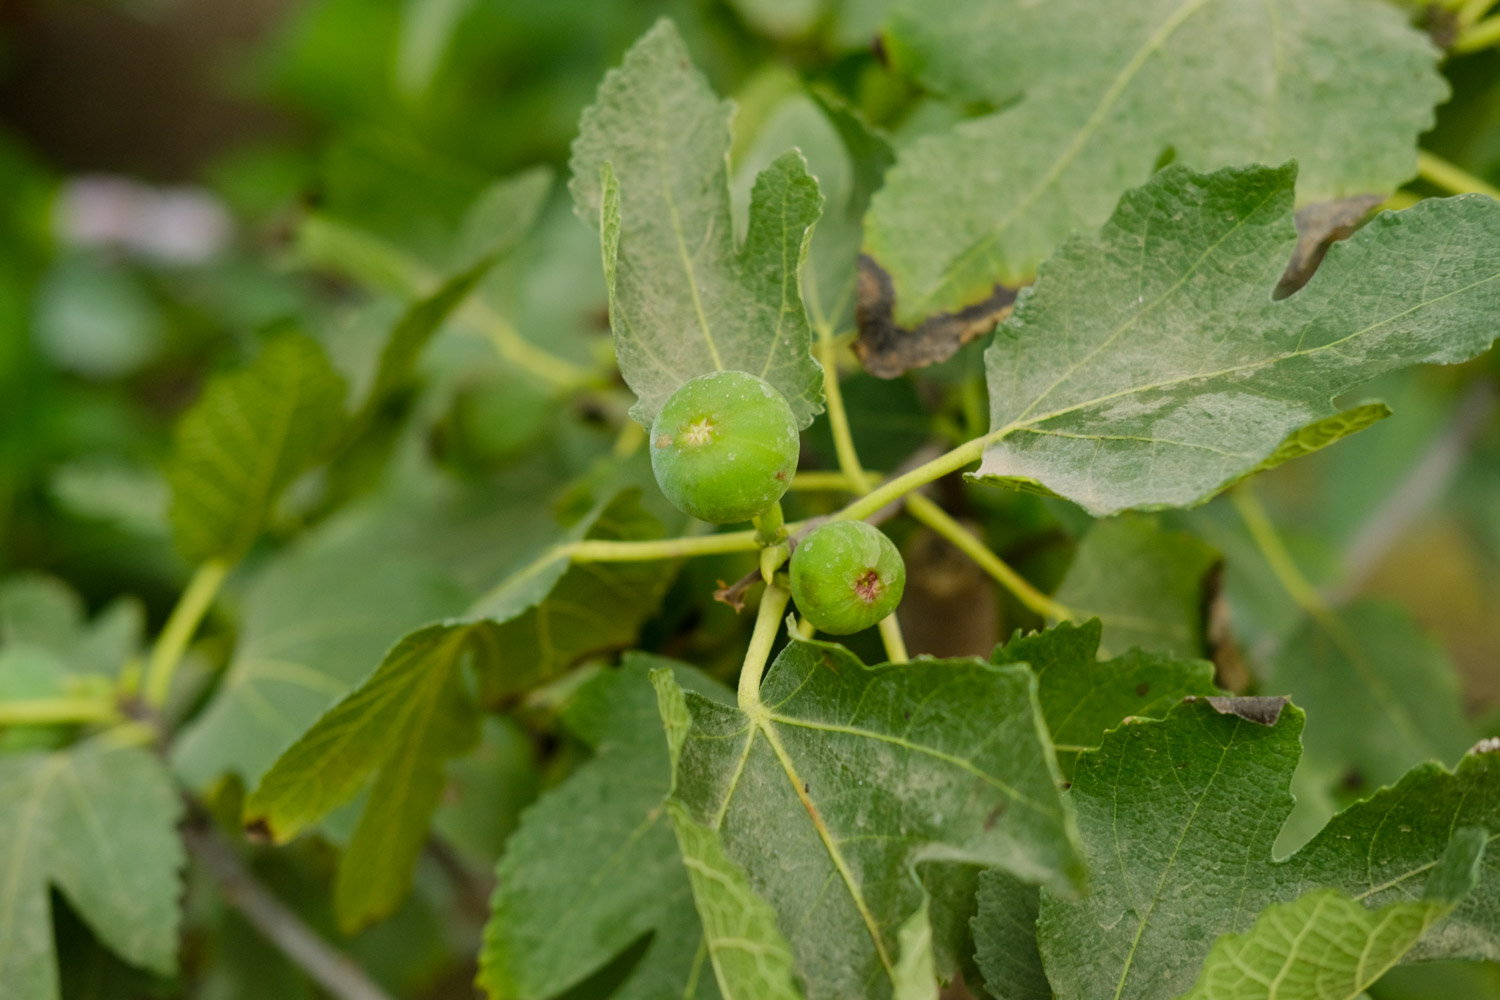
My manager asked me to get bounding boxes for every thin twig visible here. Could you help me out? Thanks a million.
[183,824,397,1000]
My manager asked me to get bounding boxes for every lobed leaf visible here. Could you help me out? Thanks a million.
[172,473,523,791]
[0,573,142,678]
[867,0,1444,330]
[1025,698,1500,1000]
[1179,828,1486,1000]
[570,19,825,429]
[655,637,1084,1000]
[245,625,479,934]
[166,331,347,563]
[480,658,728,1000]
[243,492,675,932]
[973,164,1500,516]
[0,741,185,1000]
[991,618,1217,777]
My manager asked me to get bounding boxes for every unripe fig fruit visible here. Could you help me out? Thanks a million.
[789,521,905,635]
[649,371,799,524]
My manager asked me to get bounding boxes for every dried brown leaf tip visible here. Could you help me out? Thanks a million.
[1274,194,1384,299]
[855,254,1018,377]
[1190,695,1290,727]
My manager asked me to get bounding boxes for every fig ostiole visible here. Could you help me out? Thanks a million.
[789,520,906,635]
[649,371,800,524]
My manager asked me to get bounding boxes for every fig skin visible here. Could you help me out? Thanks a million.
[789,521,906,635]
[649,371,799,524]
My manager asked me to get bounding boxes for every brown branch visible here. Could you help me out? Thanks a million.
[183,823,397,1000]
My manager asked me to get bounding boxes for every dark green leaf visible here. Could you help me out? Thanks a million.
[1029,699,1500,1000]
[1269,599,1472,793]
[1052,517,1220,658]
[992,618,1217,776]
[167,332,346,563]
[479,658,728,1000]
[655,638,1084,999]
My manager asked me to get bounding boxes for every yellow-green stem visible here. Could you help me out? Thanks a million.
[788,471,862,492]
[796,617,817,640]
[838,437,989,524]
[1415,150,1500,198]
[877,615,909,664]
[467,301,597,390]
[1459,0,1500,27]
[904,493,1072,620]
[739,583,791,710]
[144,559,230,709]
[1381,191,1422,212]
[752,501,786,547]
[817,331,875,493]
[1230,486,1325,615]
[0,696,120,727]
[570,530,762,562]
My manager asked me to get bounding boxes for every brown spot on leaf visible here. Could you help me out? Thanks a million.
[243,817,273,843]
[1189,695,1290,726]
[984,802,1007,830]
[855,254,1018,377]
[1274,194,1385,299]
[1135,682,1150,697]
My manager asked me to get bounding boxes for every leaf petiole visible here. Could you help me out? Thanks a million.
[1415,150,1500,198]
[143,558,230,709]
[877,615,909,664]
[904,492,1073,621]
[0,696,121,727]
[737,583,790,711]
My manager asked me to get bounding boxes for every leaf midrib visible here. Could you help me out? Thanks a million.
[992,268,1500,451]
[1111,717,1239,998]
[912,0,1216,316]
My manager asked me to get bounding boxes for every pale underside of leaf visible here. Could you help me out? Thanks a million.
[0,743,184,1000]
[973,165,1500,517]
[571,18,825,428]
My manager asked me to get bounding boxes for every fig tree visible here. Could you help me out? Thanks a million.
[649,370,799,524]
[789,520,905,635]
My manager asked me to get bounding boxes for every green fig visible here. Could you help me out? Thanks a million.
[649,370,799,524]
[790,520,905,635]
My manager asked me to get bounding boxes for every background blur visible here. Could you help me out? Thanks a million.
[2,1,1500,998]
